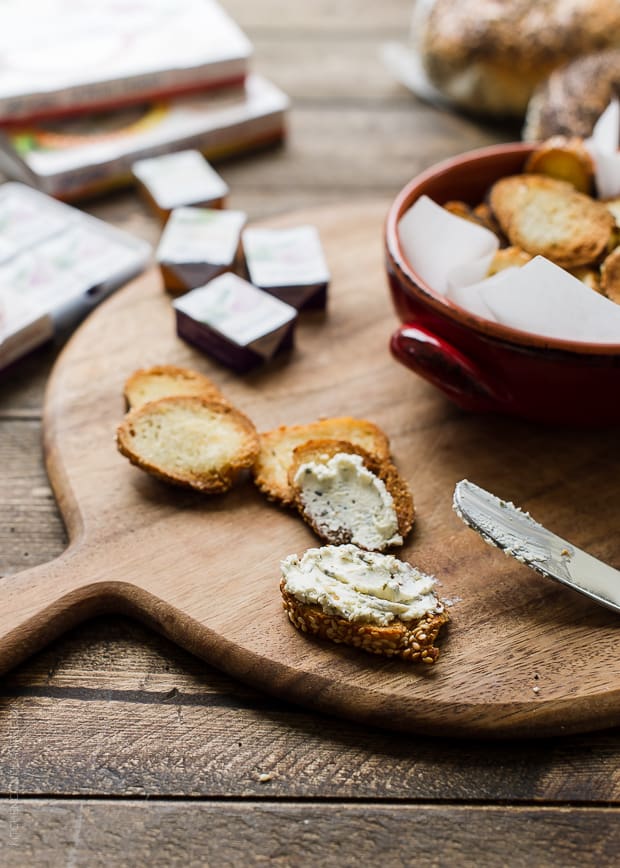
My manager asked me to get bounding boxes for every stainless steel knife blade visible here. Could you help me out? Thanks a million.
[453,479,620,614]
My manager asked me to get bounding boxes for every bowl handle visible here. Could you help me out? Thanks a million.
[390,324,508,412]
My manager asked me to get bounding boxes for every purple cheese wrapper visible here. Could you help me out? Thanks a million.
[132,150,229,214]
[173,272,297,372]
[157,207,246,294]
[259,282,328,310]
[242,225,330,310]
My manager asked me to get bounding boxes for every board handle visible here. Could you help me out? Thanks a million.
[0,545,122,675]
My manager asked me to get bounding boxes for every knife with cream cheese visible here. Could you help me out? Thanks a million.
[453,479,620,615]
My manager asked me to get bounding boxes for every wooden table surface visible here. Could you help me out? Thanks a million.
[1,2,619,865]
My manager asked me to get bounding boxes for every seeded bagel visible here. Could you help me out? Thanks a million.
[415,0,620,118]
[524,49,620,141]
[116,395,258,493]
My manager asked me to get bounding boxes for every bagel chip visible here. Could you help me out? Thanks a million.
[116,395,258,493]
[280,544,448,663]
[289,439,414,551]
[253,417,390,506]
[124,364,225,410]
[489,174,614,268]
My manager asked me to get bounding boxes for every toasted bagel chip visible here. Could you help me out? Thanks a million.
[116,395,258,493]
[471,202,503,238]
[288,439,414,550]
[443,200,502,239]
[124,364,224,410]
[281,584,448,663]
[523,136,594,194]
[601,247,620,304]
[569,266,603,294]
[443,200,474,221]
[489,174,614,267]
[253,417,390,506]
[603,199,620,252]
[604,198,620,227]
[487,245,532,276]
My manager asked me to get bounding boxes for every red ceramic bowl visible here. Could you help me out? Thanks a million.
[385,142,620,426]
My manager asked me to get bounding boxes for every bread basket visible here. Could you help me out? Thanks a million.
[385,143,620,426]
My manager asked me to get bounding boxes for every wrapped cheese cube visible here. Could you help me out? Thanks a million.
[132,150,229,222]
[173,272,298,372]
[157,207,246,295]
[242,225,330,309]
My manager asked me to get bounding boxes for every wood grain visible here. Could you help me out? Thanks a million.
[224,0,414,32]
[1,201,620,739]
[1,1,620,860]
[0,618,619,801]
[0,420,67,574]
[1,801,619,867]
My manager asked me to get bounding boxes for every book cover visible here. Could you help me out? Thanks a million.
[0,75,289,201]
[0,183,150,370]
[0,0,252,124]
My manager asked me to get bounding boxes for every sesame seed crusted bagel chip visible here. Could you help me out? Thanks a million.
[280,545,448,663]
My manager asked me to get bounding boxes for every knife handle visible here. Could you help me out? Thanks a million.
[390,323,507,412]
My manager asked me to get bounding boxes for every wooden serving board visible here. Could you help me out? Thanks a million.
[3,201,620,738]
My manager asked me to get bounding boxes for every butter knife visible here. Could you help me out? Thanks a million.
[453,479,620,614]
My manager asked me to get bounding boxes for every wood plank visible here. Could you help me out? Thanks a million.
[250,36,424,103]
[0,345,59,417]
[0,801,619,867]
[224,0,412,34]
[0,420,66,575]
[219,107,509,193]
[0,616,618,802]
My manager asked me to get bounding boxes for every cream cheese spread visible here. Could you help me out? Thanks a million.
[281,544,443,626]
[293,452,402,551]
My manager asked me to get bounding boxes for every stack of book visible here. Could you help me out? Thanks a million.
[0,0,289,200]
